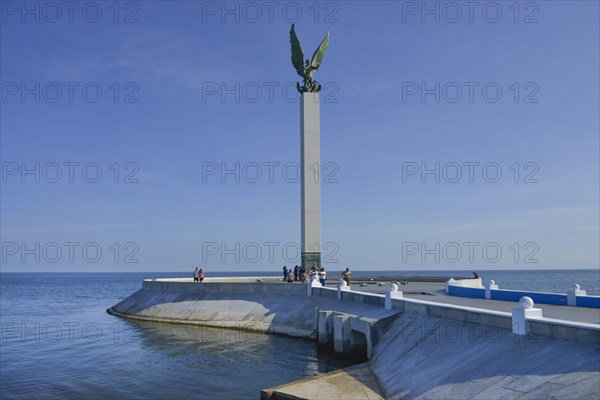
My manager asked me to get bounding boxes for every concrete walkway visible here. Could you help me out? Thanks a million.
[404,292,600,324]
[321,280,600,325]
[154,278,600,324]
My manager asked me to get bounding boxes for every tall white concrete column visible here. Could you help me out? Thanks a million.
[301,92,321,270]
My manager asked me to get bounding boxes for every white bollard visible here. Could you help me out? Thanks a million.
[512,296,543,335]
[385,283,403,310]
[485,279,499,299]
[337,279,350,300]
[566,284,587,306]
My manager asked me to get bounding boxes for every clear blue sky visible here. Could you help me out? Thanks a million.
[1,1,598,272]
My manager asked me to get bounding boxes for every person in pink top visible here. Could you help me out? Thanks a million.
[198,268,205,282]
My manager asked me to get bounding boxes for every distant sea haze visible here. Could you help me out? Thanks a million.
[2,269,597,295]
[22,268,591,295]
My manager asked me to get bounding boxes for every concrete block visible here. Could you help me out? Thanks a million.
[333,314,351,353]
[318,310,334,344]
[350,317,373,359]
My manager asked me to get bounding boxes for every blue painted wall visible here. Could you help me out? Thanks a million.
[577,296,600,308]
[491,290,567,305]
[447,285,600,308]
[447,285,485,299]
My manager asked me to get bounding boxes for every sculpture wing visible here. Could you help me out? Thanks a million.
[310,30,330,70]
[290,24,305,76]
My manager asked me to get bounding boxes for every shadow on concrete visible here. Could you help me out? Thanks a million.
[369,311,600,399]
[107,286,399,340]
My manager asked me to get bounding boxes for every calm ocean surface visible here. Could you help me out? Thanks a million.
[1,269,598,399]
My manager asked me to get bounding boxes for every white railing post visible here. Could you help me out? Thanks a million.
[485,279,499,299]
[385,283,403,310]
[337,279,350,300]
[566,284,586,306]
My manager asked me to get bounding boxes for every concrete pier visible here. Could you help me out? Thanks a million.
[108,278,600,399]
[108,279,399,340]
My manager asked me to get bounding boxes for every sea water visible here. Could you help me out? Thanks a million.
[0,273,355,400]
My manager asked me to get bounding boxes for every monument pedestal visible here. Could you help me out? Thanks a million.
[301,92,321,270]
[301,253,321,270]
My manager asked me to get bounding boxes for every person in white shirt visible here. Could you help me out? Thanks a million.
[318,267,326,286]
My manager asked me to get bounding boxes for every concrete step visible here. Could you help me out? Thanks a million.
[261,362,384,400]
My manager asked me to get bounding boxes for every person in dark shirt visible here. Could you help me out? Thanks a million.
[283,266,288,281]
[342,267,352,287]
[294,265,299,282]
[472,272,479,279]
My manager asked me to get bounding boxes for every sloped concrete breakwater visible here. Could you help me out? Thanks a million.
[109,278,600,399]
[107,278,399,339]
[369,311,600,399]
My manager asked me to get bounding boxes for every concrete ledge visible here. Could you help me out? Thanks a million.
[391,297,600,341]
[341,291,385,307]
[143,280,307,295]
[529,318,600,344]
[311,287,338,299]
[146,277,283,282]
[261,362,384,400]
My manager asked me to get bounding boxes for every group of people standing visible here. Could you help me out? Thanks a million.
[283,265,327,286]
[192,267,205,282]
[191,265,352,287]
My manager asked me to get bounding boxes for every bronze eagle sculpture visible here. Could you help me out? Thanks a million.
[290,24,330,93]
